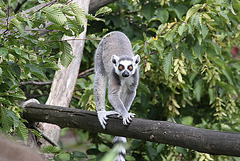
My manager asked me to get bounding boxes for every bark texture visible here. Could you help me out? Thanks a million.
[24,103,240,157]
[38,0,90,149]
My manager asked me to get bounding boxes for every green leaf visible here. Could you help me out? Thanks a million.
[156,8,169,24]
[0,9,6,17]
[86,14,104,21]
[24,64,47,79]
[0,97,11,105]
[9,92,27,100]
[66,17,84,36]
[181,116,193,126]
[1,108,13,132]
[29,129,42,138]
[205,39,220,55]
[142,3,154,20]
[163,51,173,78]
[216,81,237,96]
[79,89,93,106]
[219,11,230,24]
[186,4,204,21]
[193,79,203,102]
[201,23,208,39]
[187,24,195,39]
[164,26,177,43]
[12,47,29,60]
[183,48,195,63]
[178,23,187,36]
[95,6,112,16]
[69,3,86,26]
[168,4,188,19]
[176,146,188,156]
[47,24,67,32]
[157,144,165,153]
[40,62,60,70]
[41,145,60,153]
[146,142,157,160]
[61,4,75,17]
[9,18,25,33]
[71,151,87,158]
[17,122,28,141]
[208,88,215,104]
[60,41,74,67]
[0,48,8,56]
[6,110,19,129]
[222,66,235,86]
[193,43,202,63]
[42,5,67,26]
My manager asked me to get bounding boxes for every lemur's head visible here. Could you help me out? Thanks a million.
[111,55,140,78]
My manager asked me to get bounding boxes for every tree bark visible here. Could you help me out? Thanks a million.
[89,0,117,12]
[38,0,90,150]
[24,103,240,157]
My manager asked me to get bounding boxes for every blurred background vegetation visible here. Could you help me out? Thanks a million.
[0,0,240,160]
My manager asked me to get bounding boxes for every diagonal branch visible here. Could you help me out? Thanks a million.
[23,103,240,157]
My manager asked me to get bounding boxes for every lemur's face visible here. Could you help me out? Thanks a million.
[112,55,140,78]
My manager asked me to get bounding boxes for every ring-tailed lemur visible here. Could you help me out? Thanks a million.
[94,31,140,160]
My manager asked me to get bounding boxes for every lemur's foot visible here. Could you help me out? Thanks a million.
[119,112,135,125]
[97,111,118,129]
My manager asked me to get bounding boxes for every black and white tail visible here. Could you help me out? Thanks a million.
[113,136,127,161]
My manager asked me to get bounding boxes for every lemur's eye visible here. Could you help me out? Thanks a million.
[118,65,124,71]
[128,65,133,71]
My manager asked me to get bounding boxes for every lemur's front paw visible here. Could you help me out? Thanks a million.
[97,111,118,129]
[121,112,135,125]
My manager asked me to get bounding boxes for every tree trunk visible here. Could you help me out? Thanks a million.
[38,0,90,151]
[24,104,240,157]
[89,0,117,12]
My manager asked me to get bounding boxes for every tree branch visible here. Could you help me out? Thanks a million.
[78,67,94,78]
[23,103,240,157]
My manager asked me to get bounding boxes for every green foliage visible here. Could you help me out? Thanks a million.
[0,0,111,147]
[42,5,67,26]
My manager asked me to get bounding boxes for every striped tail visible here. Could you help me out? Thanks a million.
[113,136,127,161]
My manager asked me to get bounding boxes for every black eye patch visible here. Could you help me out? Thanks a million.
[128,65,133,71]
[118,64,124,71]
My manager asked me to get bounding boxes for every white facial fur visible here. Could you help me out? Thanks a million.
[112,55,140,78]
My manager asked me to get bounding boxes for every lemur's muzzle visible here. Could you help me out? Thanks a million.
[122,71,129,77]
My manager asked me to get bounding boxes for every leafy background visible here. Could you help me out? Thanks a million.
[0,0,240,160]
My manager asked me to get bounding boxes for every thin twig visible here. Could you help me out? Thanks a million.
[20,81,52,86]
[78,67,94,78]
[32,0,58,14]
[14,0,28,13]
[33,125,59,147]
[2,1,10,35]
[65,0,74,5]
[43,38,101,44]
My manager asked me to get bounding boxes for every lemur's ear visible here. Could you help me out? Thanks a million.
[133,55,140,64]
[111,55,119,65]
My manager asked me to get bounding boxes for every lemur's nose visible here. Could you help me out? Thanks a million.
[122,71,129,77]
